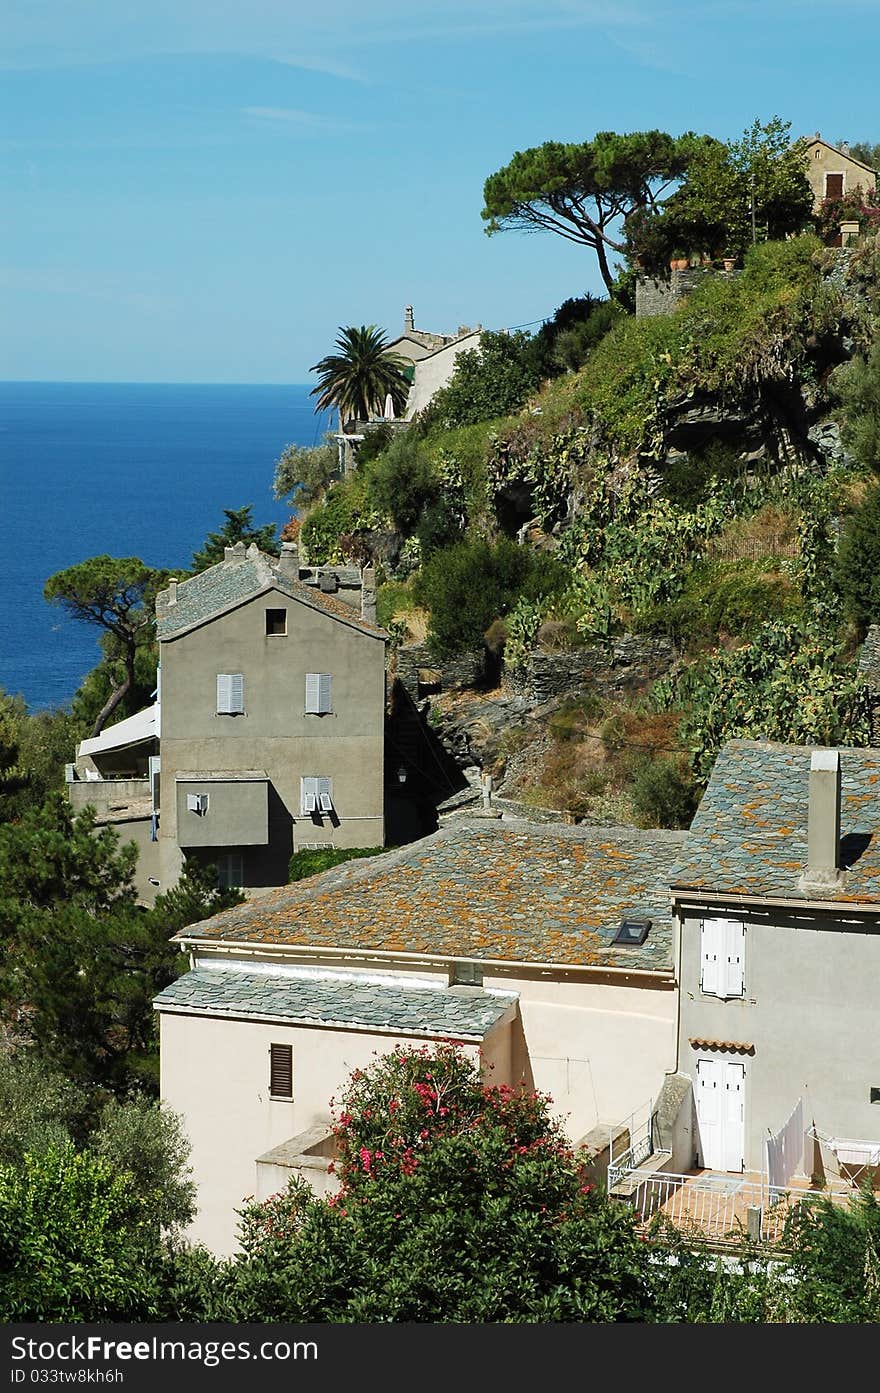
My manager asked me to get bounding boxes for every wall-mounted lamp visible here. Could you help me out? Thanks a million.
[397,765,407,784]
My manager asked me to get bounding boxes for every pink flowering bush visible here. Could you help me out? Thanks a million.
[228,1044,654,1322]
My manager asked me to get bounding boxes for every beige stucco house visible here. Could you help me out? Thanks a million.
[67,542,387,900]
[155,817,686,1254]
[802,134,877,211]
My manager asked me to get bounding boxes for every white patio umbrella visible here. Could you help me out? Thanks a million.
[383,393,395,420]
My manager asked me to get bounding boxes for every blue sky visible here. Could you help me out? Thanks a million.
[4,0,879,383]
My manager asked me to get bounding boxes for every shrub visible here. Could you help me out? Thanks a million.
[835,481,880,636]
[288,846,384,883]
[629,756,699,829]
[363,430,440,535]
[414,539,568,659]
[418,330,539,430]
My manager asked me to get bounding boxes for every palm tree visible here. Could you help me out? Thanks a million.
[309,325,410,427]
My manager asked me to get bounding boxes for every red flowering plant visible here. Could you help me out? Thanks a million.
[815,185,880,244]
[330,1042,558,1194]
[229,1044,653,1321]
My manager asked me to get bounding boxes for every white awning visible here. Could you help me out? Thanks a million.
[77,703,159,759]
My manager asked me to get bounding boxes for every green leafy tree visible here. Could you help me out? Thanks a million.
[190,505,279,572]
[0,1146,158,1320]
[632,118,813,268]
[89,1096,196,1236]
[418,330,539,430]
[44,556,167,736]
[309,325,410,427]
[835,482,880,636]
[363,430,442,534]
[227,1044,655,1322]
[482,130,704,291]
[414,539,567,658]
[836,341,880,473]
[846,141,880,172]
[273,435,340,507]
[0,800,241,1094]
[0,1051,81,1164]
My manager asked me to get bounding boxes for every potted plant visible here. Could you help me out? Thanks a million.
[722,250,737,271]
[669,249,689,271]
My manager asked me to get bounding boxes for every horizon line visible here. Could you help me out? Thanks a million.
[0,378,324,389]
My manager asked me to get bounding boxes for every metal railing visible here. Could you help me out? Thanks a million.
[608,1099,657,1190]
[623,1170,853,1245]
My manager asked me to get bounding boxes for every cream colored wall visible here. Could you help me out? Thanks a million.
[158,587,385,890]
[482,967,677,1142]
[159,1009,483,1255]
[164,945,677,1252]
[404,333,481,419]
[805,141,877,208]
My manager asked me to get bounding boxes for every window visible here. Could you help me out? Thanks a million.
[216,673,244,714]
[265,608,287,636]
[301,776,332,815]
[305,672,332,715]
[700,918,745,999]
[269,1043,293,1099]
[613,917,651,946]
[186,791,209,815]
[217,852,244,889]
[825,172,845,198]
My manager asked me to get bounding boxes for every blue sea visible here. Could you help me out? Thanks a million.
[0,383,333,711]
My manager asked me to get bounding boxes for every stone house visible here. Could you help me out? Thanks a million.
[67,541,387,900]
[802,134,877,213]
[669,740,880,1185]
[154,817,686,1253]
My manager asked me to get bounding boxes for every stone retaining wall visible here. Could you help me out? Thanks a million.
[507,635,676,704]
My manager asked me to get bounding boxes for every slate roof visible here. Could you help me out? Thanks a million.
[156,545,386,641]
[672,740,880,905]
[175,819,686,972]
[153,967,515,1040]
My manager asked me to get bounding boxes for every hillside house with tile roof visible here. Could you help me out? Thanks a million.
[669,740,880,1185]
[155,817,686,1252]
[802,135,877,213]
[67,542,387,901]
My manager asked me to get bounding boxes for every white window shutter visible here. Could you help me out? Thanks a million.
[301,776,318,814]
[217,673,244,713]
[318,776,333,812]
[305,673,332,714]
[722,921,745,998]
[186,792,199,812]
[700,919,724,996]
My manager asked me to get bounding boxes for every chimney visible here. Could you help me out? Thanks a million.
[277,541,300,579]
[224,541,246,562]
[841,141,850,156]
[166,578,178,606]
[404,305,414,332]
[802,749,843,890]
[361,564,377,625]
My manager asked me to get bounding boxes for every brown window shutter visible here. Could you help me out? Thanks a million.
[826,173,844,198]
[269,1043,293,1098]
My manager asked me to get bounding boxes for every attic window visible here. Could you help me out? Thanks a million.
[613,918,651,946]
[266,608,287,636]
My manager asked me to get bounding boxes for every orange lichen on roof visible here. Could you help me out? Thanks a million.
[175,820,685,972]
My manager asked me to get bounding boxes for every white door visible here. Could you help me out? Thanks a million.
[696,1058,745,1172]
